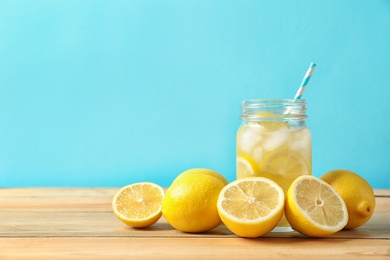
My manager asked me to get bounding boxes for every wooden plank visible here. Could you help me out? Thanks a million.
[0,237,389,260]
[1,188,388,210]
[0,188,389,260]
[375,189,390,197]
[0,189,389,239]
[0,188,115,210]
[0,209,389,239]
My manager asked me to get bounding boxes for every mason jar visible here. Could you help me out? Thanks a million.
[236,99,312,229]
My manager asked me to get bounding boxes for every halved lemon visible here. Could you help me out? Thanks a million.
[112,182,165,228]
[217,177,285,238]
[285,175,348,237]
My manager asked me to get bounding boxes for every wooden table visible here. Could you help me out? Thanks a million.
[0,188,389,259]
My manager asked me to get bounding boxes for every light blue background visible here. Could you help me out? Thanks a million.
[1,0,389,188]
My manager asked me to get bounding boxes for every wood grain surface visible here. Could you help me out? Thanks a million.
[0,188,389,259]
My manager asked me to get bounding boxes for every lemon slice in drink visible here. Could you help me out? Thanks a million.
[236,156,259,179]
[260,149,309,177]
[217,177,285,238]
[285,175,348,237]
[259,149,309,190]
[112,182,165,228]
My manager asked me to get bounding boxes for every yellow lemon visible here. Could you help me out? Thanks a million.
[172,168,228,186]
[321,169,376,229]
[162,170,226,233]
[285,175,348,237]
[217,177,285,238]
[236,155,259,179]
[112,182,165,228]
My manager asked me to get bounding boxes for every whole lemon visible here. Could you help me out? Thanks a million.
[320,169,375,229]
[171,168,228,186]
[162,169,226,233]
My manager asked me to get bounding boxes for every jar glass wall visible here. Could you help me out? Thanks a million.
[236,99,312,230]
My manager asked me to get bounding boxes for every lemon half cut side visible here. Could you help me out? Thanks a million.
[112,182,165,228]
[285,176,348,237]
[217,177,285,238]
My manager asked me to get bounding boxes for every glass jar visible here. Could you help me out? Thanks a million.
[236,99,312,229]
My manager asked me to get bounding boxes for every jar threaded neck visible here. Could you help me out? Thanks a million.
[240,99,308,122]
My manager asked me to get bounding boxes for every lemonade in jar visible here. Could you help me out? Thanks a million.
[236,99,312,230]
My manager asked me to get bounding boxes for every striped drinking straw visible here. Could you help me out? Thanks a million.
[293,62,317,100]
[286,62,316,115]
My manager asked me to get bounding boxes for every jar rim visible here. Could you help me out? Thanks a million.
[240,98,308,121]
[241,98,306,106]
